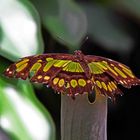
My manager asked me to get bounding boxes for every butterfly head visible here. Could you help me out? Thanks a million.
[74,50,84,61]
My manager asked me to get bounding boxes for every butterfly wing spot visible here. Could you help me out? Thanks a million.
[87,80,91,83]
[88,63,104,74]
[6,68,10,72]
[96,80,102,89]
[70,79,78,88]
[119,80,124,85]
[43,60,57,72]
[53,78,59,85]
[16,63,28,72]
[58,79,65,87]
[122,69,135,78]
[108,82,115,90]
[46,57,54,62]
[76,63,84,73]
[101,82,108,91]
[63,62,84,72]
[111,81,117,89]
[5,68,11,73]
[44,76,50,80]
[107,85,112,92]
[102,61,107,64]
[8,71,13,76]
[95,62,108,70]
[21,73,25,76]
[8,71,13,75]
[37,60,42,63]
[5,67,15,77]
[16,59,29,68]
[63,62,72,71]
[101,61,118,76]
[53,60,71,67]
[30,63,42,73]
[114,67,127,78]
[119,64,135,78]
[37,75,43,79]
[78,79,86,87]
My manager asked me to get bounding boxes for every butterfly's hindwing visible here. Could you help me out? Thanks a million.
[94,73,123,100]
[50,73,93,97]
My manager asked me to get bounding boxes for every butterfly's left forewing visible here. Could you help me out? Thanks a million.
[4,54,73,82]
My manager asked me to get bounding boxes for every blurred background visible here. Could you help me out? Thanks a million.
[0,0,140,140]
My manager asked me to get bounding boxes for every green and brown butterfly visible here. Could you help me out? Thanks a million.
[4,50,140,101]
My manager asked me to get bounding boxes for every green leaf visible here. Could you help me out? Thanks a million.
[0,0,44,61]
[31,0,87,50]
[81,4,133,52]
[0,76,55,140]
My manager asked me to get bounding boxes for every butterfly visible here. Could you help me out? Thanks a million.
[4,50,140,101]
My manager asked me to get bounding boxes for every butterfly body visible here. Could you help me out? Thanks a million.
[4,50,140,100]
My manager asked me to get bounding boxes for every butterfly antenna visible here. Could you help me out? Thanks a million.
[55,36,68,46]
[80,36,89,47]
[56,36,89,47]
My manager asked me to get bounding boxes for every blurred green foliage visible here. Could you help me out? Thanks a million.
[0,0,44,61]
[1,0,140,140]
[30,0,87,50]
[0,76,55,140]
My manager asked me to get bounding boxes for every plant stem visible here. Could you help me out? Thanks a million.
[61,93,107,140]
